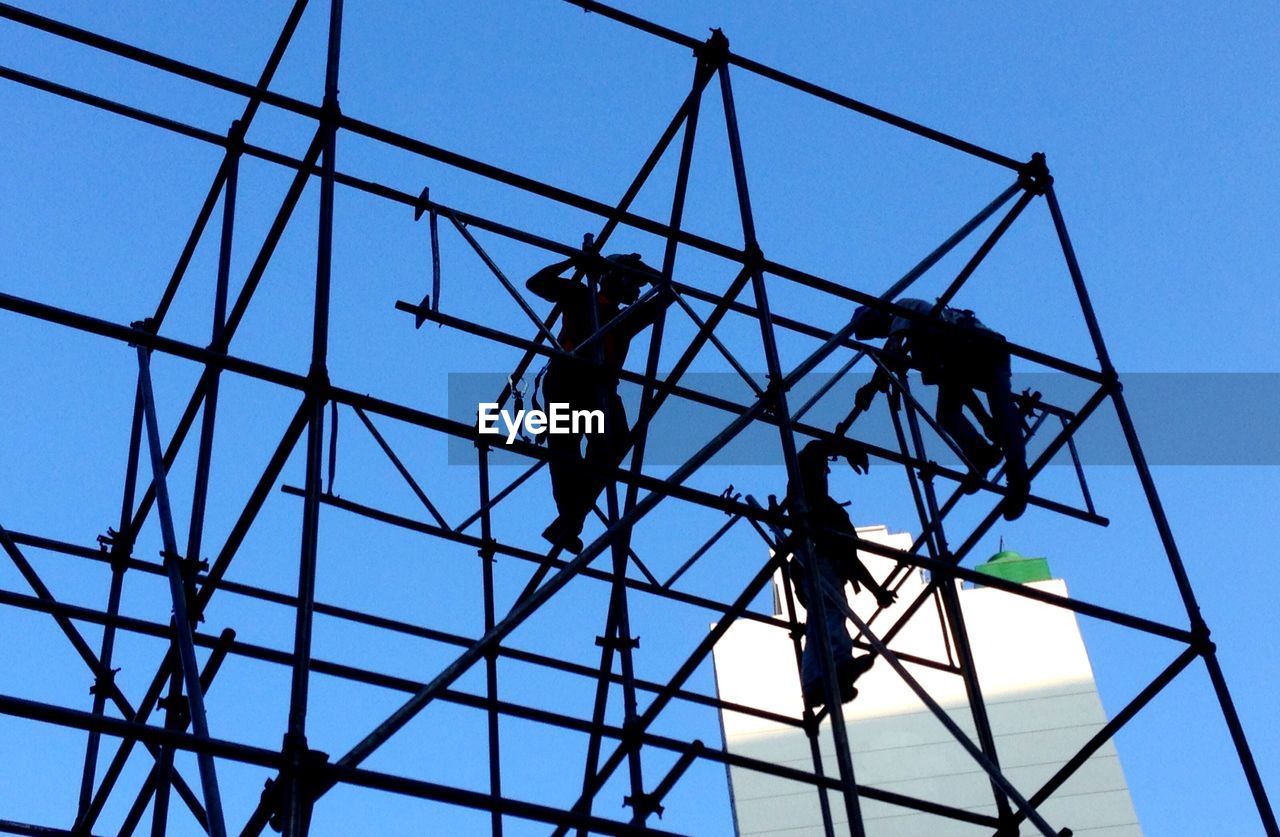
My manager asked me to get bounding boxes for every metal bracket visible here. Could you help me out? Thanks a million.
[595,633,640,651]
[1018,151,1053,195]
[623,790,664,819]
[88,667,120,697]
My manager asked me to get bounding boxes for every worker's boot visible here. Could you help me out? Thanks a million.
[541,518,584,553]
[836,654,876,703]
[1001,465,1030,521]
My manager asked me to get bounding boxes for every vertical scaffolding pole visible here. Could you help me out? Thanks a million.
[476,444,503,837]
[712,33,866,835]
[3,5,1273,830]
[151,122,241,837]
[76,381,142,822]
[574,52,716,828]
[578,249,649,818]
[777,556,838,837]
[186,121,239,621]
[284,1,343,833]
[577,595,621,837]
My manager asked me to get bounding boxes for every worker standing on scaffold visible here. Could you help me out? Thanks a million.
[526,250,670,553]
[787,439,897,707]
[851,298,1030,521]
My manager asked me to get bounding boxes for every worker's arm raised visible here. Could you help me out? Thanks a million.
[525,256,578,302]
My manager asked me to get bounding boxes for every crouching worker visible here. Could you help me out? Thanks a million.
[526,251,672,553]
[788,440,897,708]
[852,298,1030,521]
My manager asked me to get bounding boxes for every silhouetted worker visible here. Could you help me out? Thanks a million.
[527,252,671,552]
[852,298,1030,521]
[788,439,896,707]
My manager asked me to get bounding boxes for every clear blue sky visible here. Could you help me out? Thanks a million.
[1,2,1278,834]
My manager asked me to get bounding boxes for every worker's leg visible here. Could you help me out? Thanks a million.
[555,387,628,541]
[586,390,629,473]
[576,390,629,524]
[541,371,589,547]
[800,561,853,703]
[980,350,1029,519]
[546,431,585,520]
[936,378,999,471]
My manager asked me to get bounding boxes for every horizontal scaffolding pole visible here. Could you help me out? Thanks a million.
[0,287,1157,646]
[9,528,812,729]
[0,44,1106,385]
[0,819,104,837]
[5,4,1263,831]
[0,285,1106,564]
[0,585,995,828]
[0,691,678,837]
[273,488,958,675]
[560,0,1022,170]
[401,301,1107,527]
[0,293,1176,703]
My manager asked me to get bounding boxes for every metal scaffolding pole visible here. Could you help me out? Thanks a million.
[0,4,1272,834]
[476,444,504,837]
[135,348,228,837]
[713,34,867,834]
[894,379,1015,828]
[75,381,142,824]
[280,1,344,833]
[1043,181,1279,837]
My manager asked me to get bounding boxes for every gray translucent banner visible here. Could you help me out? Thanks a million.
[446,372,1278,466]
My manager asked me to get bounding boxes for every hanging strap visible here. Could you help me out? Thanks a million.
[508,373,539,446]
[429,203,441,314]
[413,185,443,328]
[529,365,550,446]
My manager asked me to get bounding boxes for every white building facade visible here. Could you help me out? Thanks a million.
[712,526,1141,836]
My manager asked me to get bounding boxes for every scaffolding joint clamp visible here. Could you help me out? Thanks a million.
[1191,621,1214,655]
[1018,151,1053,195]
[320,91,342,123]
[1099,366,1122,394]
[305,365,332,396]
[225,118,246,153]
[264,735,331,831]
[157,694,192,726]
[594,633,640,651]
[89,667,120,697]
[696,28,731,66]
[128,317,158,348]
[98,527,134,569]
[414,185,432,222]
[623,790,664,819]
[741,241,766,271]
[759,374,788,412]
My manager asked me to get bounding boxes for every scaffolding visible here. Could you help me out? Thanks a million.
[0,1,1274,835]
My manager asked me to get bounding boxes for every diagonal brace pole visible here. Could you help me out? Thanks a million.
[136,347,228,837]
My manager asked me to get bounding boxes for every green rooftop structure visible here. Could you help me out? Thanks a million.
[975,548,1053,585]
